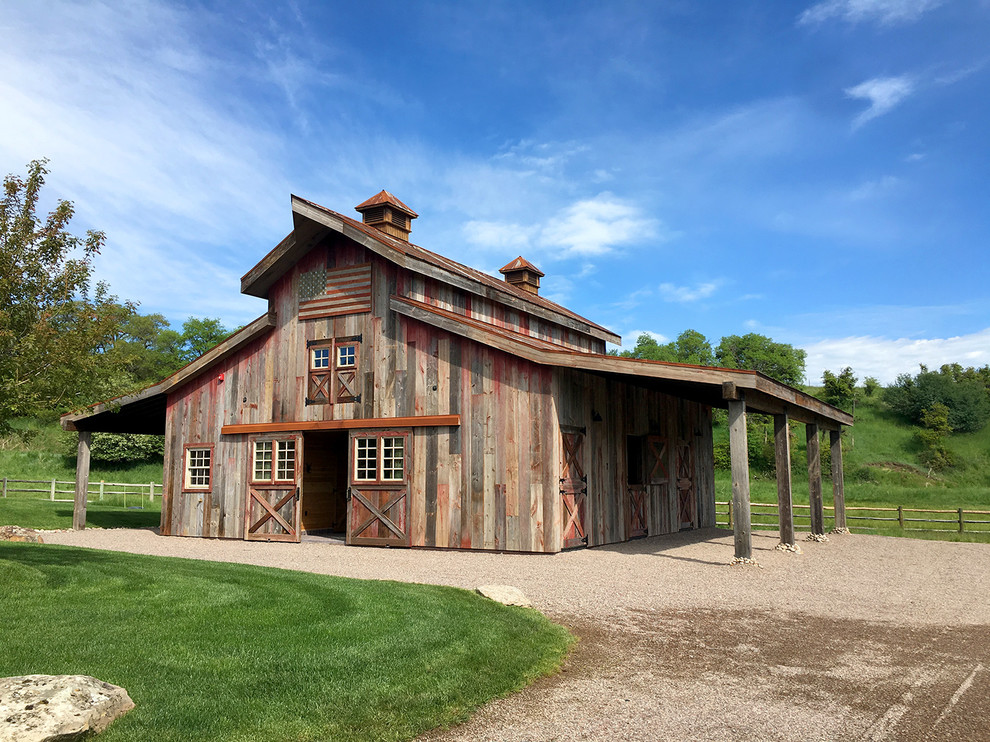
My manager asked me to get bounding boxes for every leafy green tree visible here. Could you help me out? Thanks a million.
[715,333,806,386]
[822,367,857,410]
[178,317,231,363]
[621,330,714,365]
[884,366,990,433]
[917,402,953,471]
[0,159,130,429]
[862,377,880,397]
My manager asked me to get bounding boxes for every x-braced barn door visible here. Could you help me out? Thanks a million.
[626,486,648,539]
[676,440,696,530]
[346,431,410,547]
[560,427,588,549]
[245,436,303,542]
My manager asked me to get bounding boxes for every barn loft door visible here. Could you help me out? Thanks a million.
[245,436,302,542]
[346,431,411,547]
[560,427,587,549]
[676,440,696,530]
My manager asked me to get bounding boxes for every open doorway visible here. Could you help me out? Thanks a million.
[302,431,348,535]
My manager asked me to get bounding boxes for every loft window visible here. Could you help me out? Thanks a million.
[253,439,296,483]
[337,344,356,368]
[352,433,409,484]
[312,347,331,369]
[183,445,213,491]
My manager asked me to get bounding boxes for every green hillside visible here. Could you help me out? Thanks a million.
[713,393,990,542]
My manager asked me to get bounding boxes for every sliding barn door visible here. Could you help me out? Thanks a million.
[244,436,303,543]
[560,427,588,549]
[346,431,411,547]
[676,440,696,530]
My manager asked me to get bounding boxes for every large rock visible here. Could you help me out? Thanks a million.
[0,675,134,742]
[476,584,532,607]
[0,526,44,543]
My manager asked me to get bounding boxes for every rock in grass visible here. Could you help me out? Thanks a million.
[0,675,134,742]
[476,585,532,607]
[0,526,44,543]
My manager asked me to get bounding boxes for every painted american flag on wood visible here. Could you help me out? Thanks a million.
[298,263,372,320]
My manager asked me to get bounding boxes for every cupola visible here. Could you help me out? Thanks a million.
[499,256,545,296]
[354,190,418,242]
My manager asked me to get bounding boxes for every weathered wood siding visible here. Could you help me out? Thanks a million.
[552,369,715,548]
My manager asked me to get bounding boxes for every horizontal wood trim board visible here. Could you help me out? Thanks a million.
[221,415,460,435]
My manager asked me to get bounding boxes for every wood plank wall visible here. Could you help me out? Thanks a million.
[162,231,714,549]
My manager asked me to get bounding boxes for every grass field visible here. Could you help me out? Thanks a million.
[0,542,573,742]
[0,498,161,530]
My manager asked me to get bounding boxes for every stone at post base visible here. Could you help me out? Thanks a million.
[0,526,44,543]
[0,674,135,742]
[476,585,532,607]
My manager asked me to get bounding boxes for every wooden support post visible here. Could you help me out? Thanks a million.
[830,429,848,533]
[774,413,795,547]
[73,431,92,531]
[806,424,826,540]
[728,398,753,562]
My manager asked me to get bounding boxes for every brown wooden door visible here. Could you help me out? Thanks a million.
[245,486,301,542]
[560,428,587,549]
[347,487,409,546]
[626,486,648,539]
[676,441,696,530]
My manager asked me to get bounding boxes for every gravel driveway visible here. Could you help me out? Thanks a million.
[44,527,990,741]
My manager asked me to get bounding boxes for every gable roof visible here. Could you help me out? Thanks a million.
[241,195,622,346]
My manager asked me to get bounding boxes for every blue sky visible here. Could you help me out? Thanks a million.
[2,0,988,384]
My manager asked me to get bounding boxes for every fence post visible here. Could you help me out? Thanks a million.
[2,477,6,498]
[728,500,733,529]
[959,508,964,534]
[898,506,904,529]
[50,478,56,501]
[100,480,105,501]
[150,481,154,502]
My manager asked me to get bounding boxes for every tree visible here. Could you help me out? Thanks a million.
[822,367,857,410]
[0,159,129,429]
[917,402,953,472]
[715,333,806,386]
[862,377,880,397]
[883,366,990,433]
[621,329,714,365]
[178,317,231,363]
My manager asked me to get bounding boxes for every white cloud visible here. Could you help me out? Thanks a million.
[804,329,990,384]
[848,175,901,200]
[799,0,943,26]
[659,281,721,303]
[846,76,915,128]
[462,220,537,252]
[539,193,661,257]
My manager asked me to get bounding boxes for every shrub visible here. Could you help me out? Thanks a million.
[883,368,990,433]
[63,432,164,463]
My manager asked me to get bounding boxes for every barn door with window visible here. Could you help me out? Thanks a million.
[560,427,588,549]
[245,436,302,542]
[676,440,696,530]
[347,431,410,547]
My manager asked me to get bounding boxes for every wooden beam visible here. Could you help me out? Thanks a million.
[806,423,826,539]
[221,415,460,436]
[774,413,796,548]
[727,398,753,561]
[830,429,848,533]
[72,431,91,531]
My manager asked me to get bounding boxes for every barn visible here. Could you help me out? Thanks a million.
[62,191,853,559]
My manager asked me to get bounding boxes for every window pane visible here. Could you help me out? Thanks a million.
[337,345,356,368]
[312,347,330,369]
[381,437,404,481]
[254,441,272,481]
[186,448,211,488]
[355,438,377,481]
[276,440,296,481]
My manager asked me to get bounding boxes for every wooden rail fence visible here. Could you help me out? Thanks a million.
[716,500,990,535]
[1,477,162,507]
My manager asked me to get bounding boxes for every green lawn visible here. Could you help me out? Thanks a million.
[0,543,573,742]
[0,498,161,530]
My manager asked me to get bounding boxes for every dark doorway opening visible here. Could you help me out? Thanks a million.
[302,431,348,535]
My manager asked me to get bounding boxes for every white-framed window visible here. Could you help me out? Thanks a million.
[252,439,296,483]
[183,445,213,491]
[311,346,331,369]
[352,433,408,484]
[337,343,356,368]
